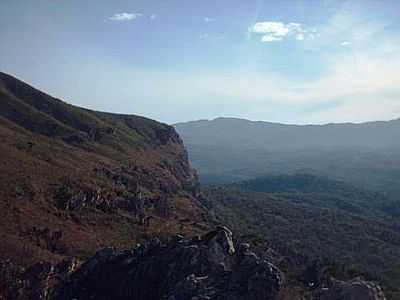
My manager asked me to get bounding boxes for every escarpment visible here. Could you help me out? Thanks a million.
[0,72,207,269]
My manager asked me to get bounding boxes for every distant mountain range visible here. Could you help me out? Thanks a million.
[175,117,400,196]
[176,117,400,150]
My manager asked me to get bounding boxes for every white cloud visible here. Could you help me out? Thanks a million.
[252,22,289,36]
[251,21,309,42]
[302,1,391,52]
[150,14,157,20]
[261,35,283,42]
[109,13,142,22]
[204,17,214,23]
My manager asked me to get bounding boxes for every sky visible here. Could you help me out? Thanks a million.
[1,0,400,124]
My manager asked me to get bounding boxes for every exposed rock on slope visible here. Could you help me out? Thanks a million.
[5,227,384,300]
[54,226,283,300]
[317,278,386,300]
[0,72,206,269]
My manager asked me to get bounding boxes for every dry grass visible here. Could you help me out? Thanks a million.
[0,72,208,270]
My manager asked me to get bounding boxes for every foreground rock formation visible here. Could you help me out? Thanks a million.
[0,227,387,300]
[318,278,387,300]
[54,226,283,300]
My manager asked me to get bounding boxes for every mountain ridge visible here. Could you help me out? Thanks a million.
[0,71,207,270]
[175,116,400,127]
[174,116,400,197]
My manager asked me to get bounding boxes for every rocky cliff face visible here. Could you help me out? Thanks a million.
[0,72,207,272]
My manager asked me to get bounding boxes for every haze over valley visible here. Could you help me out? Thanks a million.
[175,117,400,198]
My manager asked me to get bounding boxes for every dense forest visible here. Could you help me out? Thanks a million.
[202,174,400,299]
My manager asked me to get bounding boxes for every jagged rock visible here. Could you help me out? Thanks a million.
[1,227,388,300]
[53,227,283,300]
[239,243,251,254]
[55,185,112,212]
[0,258,81,300]
[317,278,386,300]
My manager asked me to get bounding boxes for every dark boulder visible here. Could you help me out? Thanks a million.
[53,227,284,300]
[317,278,386,300]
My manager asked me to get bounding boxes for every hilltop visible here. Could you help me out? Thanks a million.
[0,72,208,268]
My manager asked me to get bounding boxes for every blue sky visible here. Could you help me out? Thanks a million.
[1,0,400,124]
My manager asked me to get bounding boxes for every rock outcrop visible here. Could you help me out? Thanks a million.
[0,227,388,300]
[317,278,386,300]
[53,226,283,300]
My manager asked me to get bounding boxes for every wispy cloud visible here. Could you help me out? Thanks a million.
[150,14,157,20]
[109,12,142,22]
[204,17,214,23]
[250,21,310,42]
[95,2,399,123]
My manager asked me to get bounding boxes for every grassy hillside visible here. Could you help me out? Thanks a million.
[0,72,207,269]
[203,174,400,299]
